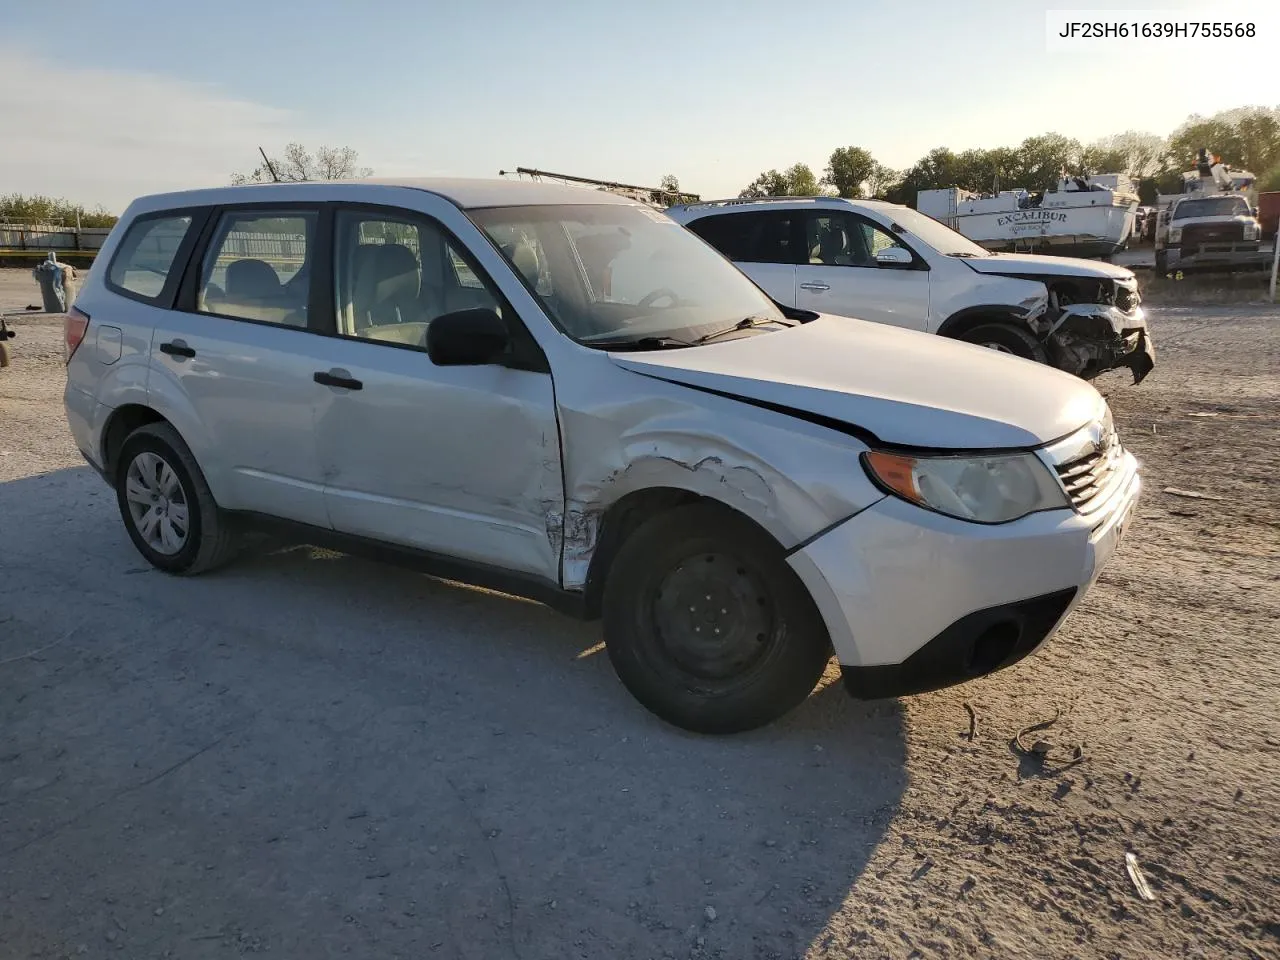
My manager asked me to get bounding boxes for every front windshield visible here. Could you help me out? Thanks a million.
[468,203,786,346]
[885,205,992,258]
[1173,196,1249,220]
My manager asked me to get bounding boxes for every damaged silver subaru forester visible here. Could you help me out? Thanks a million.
[65,179,1141,734]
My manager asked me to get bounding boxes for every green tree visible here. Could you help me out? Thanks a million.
[1083,131,1167,179]
[739,169,789,198]
[864,162,901,199]
[651,174,689,205]
[0,194,117,227]
[1166,107,1280,173]
[1011,133,1083,190]
[232,143,373,184]
[822,146,877,198]
[739,163,820,198]
[1080,144,1129,177]
[784,162,819,196]
[1259,165,1280,193]
[952,147,1020,192]
[883,147,961,205]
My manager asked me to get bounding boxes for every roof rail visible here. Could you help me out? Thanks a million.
[668,195,842,209]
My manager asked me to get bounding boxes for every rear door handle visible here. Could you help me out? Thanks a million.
[799,282,830,291]
[159,340,196,359]
[314,369,363,391]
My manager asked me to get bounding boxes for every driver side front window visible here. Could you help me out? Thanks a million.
[332,210,504,349]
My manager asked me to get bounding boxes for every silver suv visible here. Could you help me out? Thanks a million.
[64,179,1141,733]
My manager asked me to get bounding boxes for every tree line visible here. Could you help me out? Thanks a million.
[737,105,1280,207]
[0,194,119,228]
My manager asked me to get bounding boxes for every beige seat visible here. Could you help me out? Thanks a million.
[352,243,423,328]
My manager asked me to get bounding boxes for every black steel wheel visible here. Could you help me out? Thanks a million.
[602,503,831,734]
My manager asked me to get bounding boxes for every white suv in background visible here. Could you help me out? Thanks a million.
[667,196,1155,384]
[65,179,1140,734]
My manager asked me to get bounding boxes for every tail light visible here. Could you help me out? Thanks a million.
[64,306,90,363]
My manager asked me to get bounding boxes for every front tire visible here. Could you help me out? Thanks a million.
[115,422,238,575]
[602,504,831,734]
[957,322,1048,363]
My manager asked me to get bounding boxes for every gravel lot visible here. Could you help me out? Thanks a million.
[2,268,1277,959]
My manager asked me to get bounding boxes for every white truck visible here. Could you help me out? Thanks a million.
[1154,166,1266,274]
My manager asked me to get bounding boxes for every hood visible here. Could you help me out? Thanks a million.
[1171,215,1257,227]
[609,316,1105,450]
[963,252,1133,280]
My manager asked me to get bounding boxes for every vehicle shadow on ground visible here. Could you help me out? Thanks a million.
[1,466,908,960]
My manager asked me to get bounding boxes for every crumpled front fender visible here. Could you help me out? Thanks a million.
[1048,305,1153,383]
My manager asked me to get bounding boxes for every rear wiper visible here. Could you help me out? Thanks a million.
[691,315,792,345]
[589,335,694,351]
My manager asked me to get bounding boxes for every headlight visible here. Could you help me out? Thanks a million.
[1167,227,1181,243]
[862,450,1069,524]
[1244,222,1259,240]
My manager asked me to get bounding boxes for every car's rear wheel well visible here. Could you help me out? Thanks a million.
[102,405,168,481]
[583,489,784,620]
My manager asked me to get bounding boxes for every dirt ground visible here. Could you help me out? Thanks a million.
[1,267,1277,960]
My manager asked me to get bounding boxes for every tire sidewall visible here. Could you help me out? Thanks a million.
[115,430,205,573]
[959,322,1045,362]
[603,507,829,733]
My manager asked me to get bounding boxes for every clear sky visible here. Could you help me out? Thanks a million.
[2,0,1276,211]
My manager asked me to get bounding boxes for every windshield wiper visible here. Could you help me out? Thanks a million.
[691,315,792,345]
[946,251,985,258]
[588,335,694,351]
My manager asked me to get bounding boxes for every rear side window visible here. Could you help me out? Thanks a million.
[686,211,801,265]
[197,210,316,327]
[107,214,194,301]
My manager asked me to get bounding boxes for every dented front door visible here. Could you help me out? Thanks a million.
[312,337,563,580]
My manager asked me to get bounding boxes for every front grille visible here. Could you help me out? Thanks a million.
[1054,425,1125,512]
[1181,222,1244,249]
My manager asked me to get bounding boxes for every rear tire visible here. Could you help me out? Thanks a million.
[115,423,239,575]
[957,322,1048,364]
[602,503,831,734]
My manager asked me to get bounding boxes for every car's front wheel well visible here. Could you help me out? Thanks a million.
[583,489,789,620]
[102,405,169,481]
[937,308,1035,342]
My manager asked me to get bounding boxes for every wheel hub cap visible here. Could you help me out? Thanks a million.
[651,553,774,680]
[124,451,190,556]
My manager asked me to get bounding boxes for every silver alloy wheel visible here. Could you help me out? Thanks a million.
[981,341,1014,353]
[124,451,190,555]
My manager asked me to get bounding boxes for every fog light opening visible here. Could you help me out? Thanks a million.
[968,620,1022,674]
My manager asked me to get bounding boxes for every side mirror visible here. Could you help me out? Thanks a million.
[874,247,914,268]
[426,308,510,366]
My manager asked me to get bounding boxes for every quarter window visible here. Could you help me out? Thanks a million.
[197,210,316,326]
[107,214,194,301]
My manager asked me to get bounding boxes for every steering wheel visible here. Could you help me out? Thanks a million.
[637,288,679,309]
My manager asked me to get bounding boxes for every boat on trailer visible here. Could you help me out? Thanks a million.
[918,174,1140,259]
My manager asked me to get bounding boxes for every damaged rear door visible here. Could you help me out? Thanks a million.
[312,205,564,581]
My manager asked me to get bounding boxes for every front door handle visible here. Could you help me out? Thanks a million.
[799,282,831,292]
[159,340,196,359]
[314,369,363,391]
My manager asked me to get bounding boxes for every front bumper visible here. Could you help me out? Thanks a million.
[1166,243,1268,270]
[786,451,1140,699]
[1050,304,1154,384]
